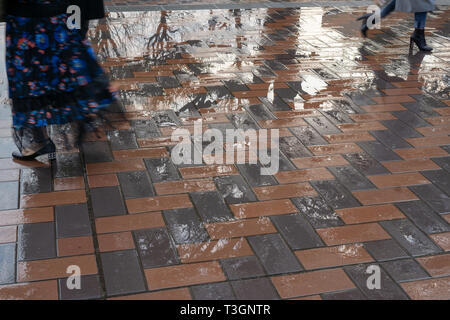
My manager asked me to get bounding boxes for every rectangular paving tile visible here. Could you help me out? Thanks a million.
[279,136,312,158]
[409,184,450,214]
[353,187,418,205]
[380,219,442,256]
[336,204,405,224]
[291,196,343,228]
[271,268,355,299]
[0,207,53,226]
[191,282,235,300]
[53,153,83,178]
[179,164,238,179]
[290,126,328,146]
[317,223,391,246]
[309,143,363,156]
[321,288,366,300]
[401,277,450,300]
[117,171,154,199]
[134,228,179,269]
[190,191,233,223]
[0,226,16,244]
[0,243,15,285]
[328,166,375,191]
[253,183,317,201]
[163,207,209,245]
[55,203,91,238]
[381,259,429,282]
[0,280,58,300]
[126,194,192,214]
[82,141,113,163]
[18,222,56,261]
[0,182,19,211]
[421,169,450,196]
[363,239,409,261]
[368,172,430,188]
[357,141,402,162]
[417,254,450,277]
[144,158,180,182]
[21,190,86,208]
[344,152,390,176]
[311,180,361,209]
[230,199,297,219]
[396,201,450,234]
[98,232,135,253]
[214,175,257,204]
[247,233,303,275]
[231,278,279,300]
[236,163,277,187]
[154,179,215,195]
[205,217,276,240]
[221,256,266,281]
[20,167,52,194]
[382,159,440,173]
[86,160,146,175]
[344,264,409,300]
[274,167,334,184]
[394,147,448,160]
[370,130,412,149]
[145,261,226,290]
[91,186,127,217]
[101,250,146,296]
[59,274,103,300]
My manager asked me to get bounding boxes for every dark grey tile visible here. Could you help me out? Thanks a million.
[260,96,291,111]
[409,184,450,214]
[328,166,376,192]
[370,130,412,149]
[290,126,328,146]
[322,109,353,125]
[381,259,429,282]
[392,110,430,128]
[55,203,92,238]
[131,120,160,139]
[291,196,343,228]
[236,163,277,187]
[101,250,146,296]
[344,152,390,176]
[344,264,409,300]
[134,228,178,269]
[402,101,441,118]
[223,80,249,92]
[190,191,233,223]
[246,104,275,121]
[248,233,303,275]
[275,87,298,99]
[145,158,180,182]
[357,141,402,162]
[214,175,257,204]
[82,141,113,163]
[53,153,83,178]
[153,110,180,127]
[91,187,126,218]
[380,219,442,256]
[279,136,312,158]
[59,275,104,300]
[321,289,366,300]
[0,243,15,284]
[364,239,409,261]
[311,180,361,209]
[205,86,232,99]
[117,171,154,199]
[18,222,56,261]
[191,282,235,300]
[231,278,279,300]
[107,130,138,151]
[381,120,422,138]
[421,170,450,196]
[227,113,259,131]
[20,167,52,194]
[346,92,376,106]
[157,76,181,89]
[396,201,450,234]
[163,207,209,244]
[305,117,341,135]
[432,157,450,172]
[221,256,266,280]
[0,181,19,210]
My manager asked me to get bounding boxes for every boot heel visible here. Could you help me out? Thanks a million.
[409,37,415,53]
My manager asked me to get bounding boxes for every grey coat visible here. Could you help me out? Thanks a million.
[395,0,435,12]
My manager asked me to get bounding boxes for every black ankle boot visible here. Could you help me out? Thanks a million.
[356,13,372,38]
[410,28,433,52]
[12,141,56,161]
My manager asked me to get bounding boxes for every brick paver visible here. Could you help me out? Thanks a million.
[0,1,449,300]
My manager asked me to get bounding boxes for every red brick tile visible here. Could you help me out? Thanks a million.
[230,199,298,219]
[232,90,267,98]
[126,194,192,214]
[395,147,449,160]
[113,148,169,160]
[417,254,450,277]
[179,165,238,179]
[21,190,86,208]
[205,217,277,239]
[426,116,450,126]
[271,268,355,298]
[391,81,422,88]
[292,155,349,169]
[98,232,135,252]
[323,132,375,143]
[138,136,187,148]
[435,107,450,116]
[381,88,422,95]
[295,244,374,269]
[336,204,405,224]
[109,288,192,300]
[177,238,253,263]
[258,118,307,128]
[317,223,391,245]
[95,212,165,234]
[153,179,216,195]
[145,262,226,290]
[0,207,53,226]
[361,104,406,113]
[86,160,146,175]
[308,143,363,155]
[17,255,98,282]
[382,159,440,173]
[273,110,321,118]
[253,183,317,200]
[290,295,322,300]
[350,113,397,122]
[57,236,94,257]
[337,122,387,132]
[353,187,418,205]
[416,126,450,136]
[0,281,58,300]
[401,277,450,300]
[0,226,17,244]
[406,136,450,147]
[88,174,119,188]
[368,173,430,188]
[430,233,450,251]
[371,96,415,104]
[54,177,85,191]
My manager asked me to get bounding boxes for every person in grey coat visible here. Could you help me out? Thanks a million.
[358,0,435,52]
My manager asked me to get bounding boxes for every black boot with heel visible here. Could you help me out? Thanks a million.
[12,141,56,161]
[410,28,433,52]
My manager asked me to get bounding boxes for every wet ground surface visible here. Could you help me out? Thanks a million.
[0,4,450,300]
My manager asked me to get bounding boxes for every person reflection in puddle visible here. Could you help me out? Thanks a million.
[1,0,116,161]
[357,0,435,52]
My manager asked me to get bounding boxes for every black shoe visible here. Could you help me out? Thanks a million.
[357,13,372,38]
[12,142,56,161]
[410,28,433,52]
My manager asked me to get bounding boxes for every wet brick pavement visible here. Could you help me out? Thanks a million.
[0,2,450,300]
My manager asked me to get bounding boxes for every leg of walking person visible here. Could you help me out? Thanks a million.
[380,0,397,19]
[410,12,432,52]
